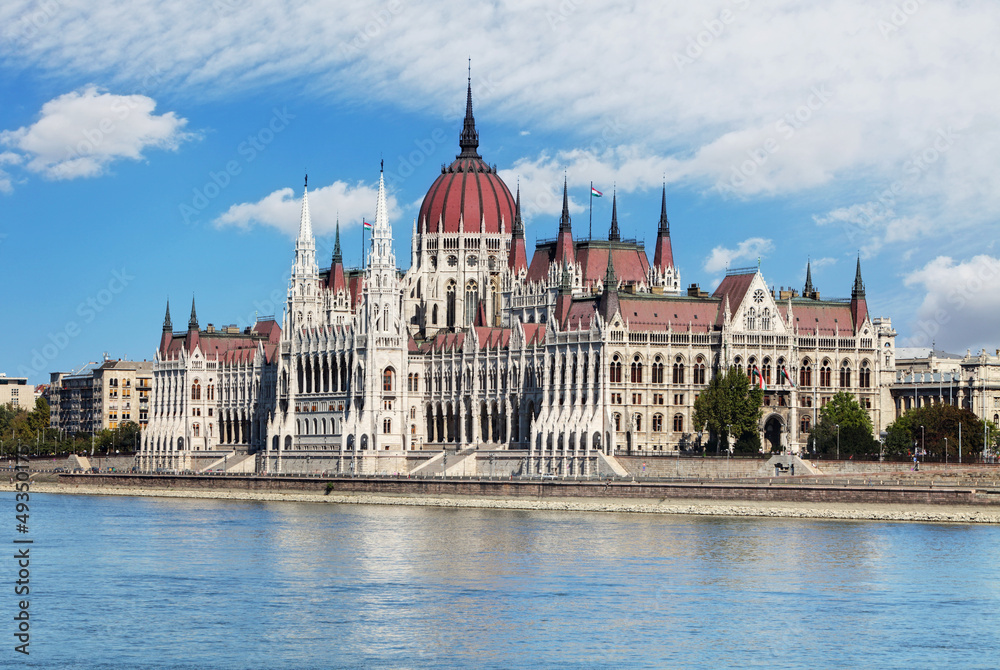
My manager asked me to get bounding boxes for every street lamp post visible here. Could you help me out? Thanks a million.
[945,437,948,464]
[836,423,840,460]
[920,425,925,462]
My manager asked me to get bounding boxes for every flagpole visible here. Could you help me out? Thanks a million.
[589,181,593,240]
[362,221,366,270]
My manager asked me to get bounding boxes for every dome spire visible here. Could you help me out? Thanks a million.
[458,60,480,158]
[609,188,620,241]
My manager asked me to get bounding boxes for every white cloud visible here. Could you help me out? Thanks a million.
[902,255,1000,352]
[0,152,21,193]
[0,86,191,180]
[704,237,773,274]
[215,180,399,238]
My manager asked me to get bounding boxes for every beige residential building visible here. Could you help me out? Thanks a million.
[0,374,32,411]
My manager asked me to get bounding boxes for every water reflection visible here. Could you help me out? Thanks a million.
[23,493,1000,669]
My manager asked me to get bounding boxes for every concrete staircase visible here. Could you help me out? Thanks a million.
[763,454,821,476]
[597,452,630,477]
[198,451,255,473]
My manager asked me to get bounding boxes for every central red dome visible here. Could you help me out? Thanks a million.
[417,81,515,234]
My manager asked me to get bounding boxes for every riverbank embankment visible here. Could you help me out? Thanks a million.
[26,477,1000,524]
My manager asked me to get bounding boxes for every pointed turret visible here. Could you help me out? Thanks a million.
[599,251,620,322]
[159,300,173,353]
[298,174,313,242]
[187,296,200,353]
[850,256,868,331]
[652,184,675,271]
[554,176,575,266]
[328,222,347,295]
[188,296,198,330]
[507,184,528,273]
[609,190,620,242]
[458,65,480,159]
[368,162,395,270]
[803,260,815,297]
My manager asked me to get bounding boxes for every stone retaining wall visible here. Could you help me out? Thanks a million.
[58,474,1000,506]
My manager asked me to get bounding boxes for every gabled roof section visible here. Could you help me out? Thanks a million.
[712,271,755,312]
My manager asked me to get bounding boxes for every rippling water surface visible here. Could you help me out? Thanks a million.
[11,493,1000,669]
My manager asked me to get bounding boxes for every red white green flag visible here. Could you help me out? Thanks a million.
[363,219,373,230]
[781,366,795,387]
[591,186,602,197]
[753,365,767,391]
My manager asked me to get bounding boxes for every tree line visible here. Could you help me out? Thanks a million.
[0,398,141,458]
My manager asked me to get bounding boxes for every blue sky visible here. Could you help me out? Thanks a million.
[2,0,999,385]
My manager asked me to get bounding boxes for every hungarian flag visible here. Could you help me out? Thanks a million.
[752,365,767,391]
[591,186,603,198]
[363,219,373,230]
[781,366,795,387]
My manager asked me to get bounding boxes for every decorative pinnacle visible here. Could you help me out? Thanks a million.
[163,299,172,332]
[333,222,342,264]
[559,175,572,232]
[603,249,617,290]
[804,259,815,295]
[609,189,620,242]
[658,183,670,235]
[188,296,198,330]
[513,183,524,237]
[852,256,866,299]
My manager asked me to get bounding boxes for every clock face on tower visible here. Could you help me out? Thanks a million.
[753,289,765,304]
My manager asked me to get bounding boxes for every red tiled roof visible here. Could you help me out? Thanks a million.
[619,296,720,332]
[577,245,650,285]
[712,272,754,317]
[780,300,856,336]
[417,157,516,234]
[521,323,546,345]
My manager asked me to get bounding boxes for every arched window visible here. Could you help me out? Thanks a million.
[631,355,643,384]
[383,368,394,392]
[760,307,771,331]
[614,413,622,431]
[800,360,812,387]
[762,359,772,386]
[801,416,811,433]
[859,362,871,388]
[672,357,685,384]
[207,384,214,400]
[652,413,663,432]
[694,356,706,384]
[464,280,478,325]
[432,304,439,325]
[610,355,622,384]
[746,307,756,330]
[447,280,458,327]
[820,361,832,387]
[193,423,200,437]
[839,362,851,388]
[191,380,201,401]
[652,356,664,384]
[634,414,642,431]
[673,414,684,432]
[383,418,392,434]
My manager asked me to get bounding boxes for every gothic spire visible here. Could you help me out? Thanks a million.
[162,299,172,332]
[458,61,480,158]
[804,260,815,296]
[609,189,620,242]
[188,296,198,330]
[332,221,342,265]
[599,250,620,321]
[658,183,670,235]
[559,175,572,232]
[852,256,865,299]
[298,174,313,242]
[559,261,573,294]
[513,184,524,238]
[604,249,617,290]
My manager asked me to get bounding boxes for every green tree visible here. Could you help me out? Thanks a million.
[898,403,984,461]
[809,392,877,457]
[25,397,49,434]
[692,366,764,454]
[883,411,915,460]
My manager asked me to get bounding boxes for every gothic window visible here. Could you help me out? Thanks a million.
[762,359,772,385]
[673,414,684,432]
[652,356,664,384]
[610,355,623,384]
[383,368,394,392]
[801,416,811,433]
[191,380,201,401]
[819,362,832,387]
[860,362,871,388]
[652,414,663,432]
[760,307,771,331]
[383,305,390,331]
[447,255,458,267]
[634,414,642,431]
[746,307,756,330]
[694,357,706,384]
[800,361,812,387]
[613,413,622,431]
[839,362,851,388]
[672,357,685,384]
[193,423,200,437]
[465,280,479,325]
[631,355,643,384]
[383,418,392,434]
[207,384,214,400]
[447,281,457,328]
[432,304,438,325]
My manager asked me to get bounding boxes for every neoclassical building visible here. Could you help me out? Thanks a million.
[139,81,900,473]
